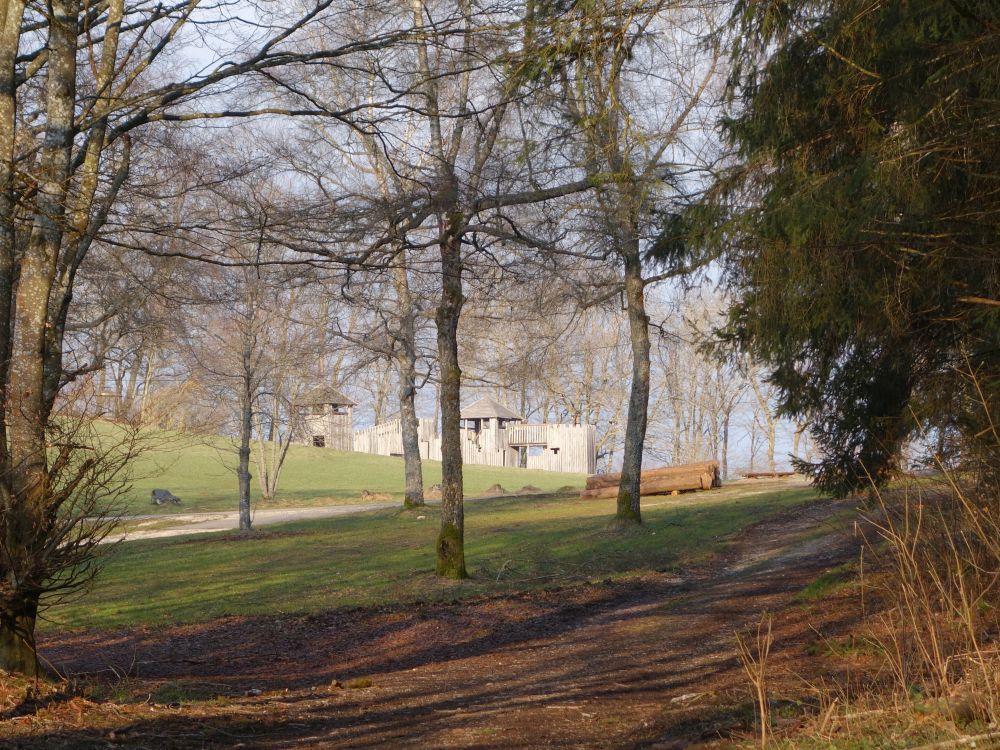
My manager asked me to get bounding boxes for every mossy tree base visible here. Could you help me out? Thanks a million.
[403,495,426,510]
[607,516,645,534]
[0,612,38,676]
[435,523,468,579]
[614,491,643,527]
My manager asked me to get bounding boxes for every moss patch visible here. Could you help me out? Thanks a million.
[435,522,468,579]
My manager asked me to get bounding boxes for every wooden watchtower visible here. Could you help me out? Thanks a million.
[298,386,355,451]
[459,396,523,433]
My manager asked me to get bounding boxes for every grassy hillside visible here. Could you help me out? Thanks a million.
[46,481,817,631]
[116,427,585,514]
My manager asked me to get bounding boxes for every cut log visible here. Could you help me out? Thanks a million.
[579,468,712,500]
[585,460,719,490]
[636,472,707,496]
[579,486,617,500]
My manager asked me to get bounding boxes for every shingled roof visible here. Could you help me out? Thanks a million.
[460,396,522,421]
[298,385,356,407]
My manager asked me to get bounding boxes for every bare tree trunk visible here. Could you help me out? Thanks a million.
[433,382,441,435]
[398,368,424,508]
[0,599,37,677]
[0,509,34,672]
[616,239,649,525]
[395,256,425,508]
[254,419,271,502]
[749,373,777,474]
[672,408,682,464]
[435,222,467,578]
[238,339,254,531]
[120,351,145,419]
[372,359,390,423]
[139,350,156,424]
[0,0,25,479]
[238,394,253,531]
[792,420,807,459]
[2,0,77,675]
[722,411,731,480]
[255,408,295,504]
[270,437,294,499]
[267,394,278,443]
[708,401,720,460]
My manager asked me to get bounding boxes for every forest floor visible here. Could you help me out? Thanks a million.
[0,494,889,749]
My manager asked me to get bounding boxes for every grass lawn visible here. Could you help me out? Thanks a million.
[45,480,819,631]
[116,427,584,514]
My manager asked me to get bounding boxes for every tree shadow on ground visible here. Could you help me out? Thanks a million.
[18,499,862,749]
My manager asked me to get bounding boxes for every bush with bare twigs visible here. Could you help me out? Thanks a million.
[0,415,142,675]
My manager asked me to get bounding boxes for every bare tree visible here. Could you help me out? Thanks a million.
[547,0,722,523]
[0,0,410,672]
[715,361,747,480]
[188,263,270,531]
[252,285,316,504]
[747,364,778,474]
[277,0,597,576]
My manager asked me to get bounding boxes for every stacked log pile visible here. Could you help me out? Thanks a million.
[580,460,721,500]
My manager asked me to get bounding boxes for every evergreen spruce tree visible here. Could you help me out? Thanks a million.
[712,0,1000,493]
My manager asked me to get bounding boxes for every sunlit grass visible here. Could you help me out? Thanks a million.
[97,422,584,514]
[45,482,819,631]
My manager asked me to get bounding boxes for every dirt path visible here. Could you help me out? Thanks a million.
[111,488,551,542]
[17,498,860,749]
[109,502,398,542]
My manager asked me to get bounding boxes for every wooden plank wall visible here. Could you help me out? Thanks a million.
[425,426,505,467]
[353,418,435,457]
[298,406,353,451]
[327,410,353,451]
[511,424,595,474]
[393,422,595,474]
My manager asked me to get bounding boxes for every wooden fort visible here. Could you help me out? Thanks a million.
[353,396,597,474]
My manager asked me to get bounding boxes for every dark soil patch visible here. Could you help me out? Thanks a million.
[8,498,863,749]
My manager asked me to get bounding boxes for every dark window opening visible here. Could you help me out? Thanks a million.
[312,435,326,448]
